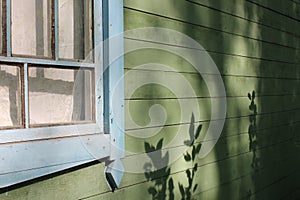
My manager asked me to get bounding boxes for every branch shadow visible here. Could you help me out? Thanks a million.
[144,113,202,200]
[144,138,173,200]
[248,90,260,170]
[178,114,202,200]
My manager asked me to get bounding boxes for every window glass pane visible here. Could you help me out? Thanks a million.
[11,0,52,57]
[29,66,94,125]
[58,0,93,61]
[0,65,22,128]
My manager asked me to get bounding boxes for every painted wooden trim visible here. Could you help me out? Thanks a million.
[105,159,124,191]
[0,56,95,68]
[107,0,125,160]
[94,0,104,130]
[0,123,102,144]
[24,63,29,129]
[54,0,58,61]
[0,134,110,188]
[103,0,125,190]
[102,0,109,134]
[6,0,10,57]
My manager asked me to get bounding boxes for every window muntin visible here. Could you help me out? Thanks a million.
[0,0,3,54]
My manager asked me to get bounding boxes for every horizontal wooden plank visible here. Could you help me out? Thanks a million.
[123,119,298,178]
[166,141,297,191]
[125,94,300,130]
[124,0,300,48]
[83,140,298,199]
[124,68,300,99]
[124,125,297,176]
[132,106,300,138]
[1,130,296,199]
[248,171,300,200]
[0,163,111,200]
[125,105,300,156]
[0,161,93,189]
[187,0,300,36]
[124,11,300,64]
[124,39,300,79]
[125,113,299,154]
[246,0,300,21]
[193,159,299,199]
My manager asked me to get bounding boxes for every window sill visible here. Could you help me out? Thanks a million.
[0,128,110,188]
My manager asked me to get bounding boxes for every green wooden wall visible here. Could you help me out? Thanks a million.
[1,0,300,199]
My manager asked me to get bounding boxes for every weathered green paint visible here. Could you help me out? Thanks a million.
[124,8,300,63]
[124,47,300,79]
[125,0,300,47]
[125,68,300,98]
[1,0,300,199]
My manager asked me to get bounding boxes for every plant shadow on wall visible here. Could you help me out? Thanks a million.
[144,138,173,200]
[144,114,203,200]
[248,91,260,170]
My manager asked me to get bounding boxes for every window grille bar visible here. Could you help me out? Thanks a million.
[24,63,29,128]
[0,56,95,68]
[6,0,11,57]
[54,0,58,60]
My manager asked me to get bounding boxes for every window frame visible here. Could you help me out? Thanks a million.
[0,0,124,190]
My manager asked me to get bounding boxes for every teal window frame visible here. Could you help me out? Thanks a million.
[0,0,124,190]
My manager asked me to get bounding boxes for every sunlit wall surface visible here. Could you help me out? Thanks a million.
[1,0,300,199]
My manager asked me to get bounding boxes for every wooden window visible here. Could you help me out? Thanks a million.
[1,0,96,129]
[0,0,124,190]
